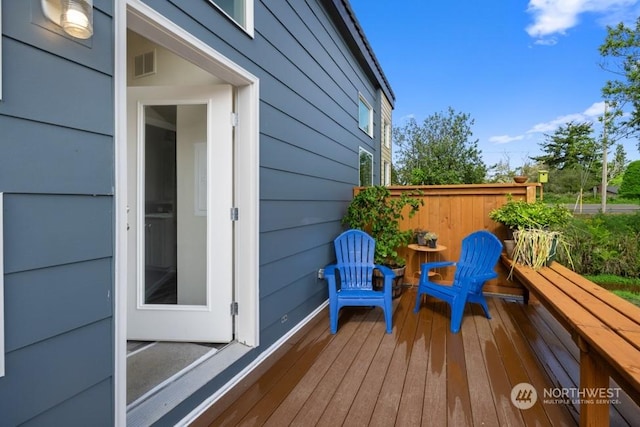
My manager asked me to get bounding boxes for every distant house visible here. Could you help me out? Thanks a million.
[593,185,619,195]
[0,0,394,425]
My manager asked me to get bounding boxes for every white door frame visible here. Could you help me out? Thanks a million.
[114,1,260,424]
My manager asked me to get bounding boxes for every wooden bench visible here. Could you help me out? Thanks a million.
[502,255,640,426]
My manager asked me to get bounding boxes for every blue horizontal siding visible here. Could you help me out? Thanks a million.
[2,194,113,274]
[0,1,115,423]
[260,200,345,232]
[21,379,113,427]
[0,116,113,195]
[4,258,113,352]
[0,38,113,135]
[0,320,113,426]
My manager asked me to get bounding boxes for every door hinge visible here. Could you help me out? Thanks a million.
[230,301,238,316]
[230,112,238,127]
[230,207,239,221]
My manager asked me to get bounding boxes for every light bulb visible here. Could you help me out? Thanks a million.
[60,0,93,39]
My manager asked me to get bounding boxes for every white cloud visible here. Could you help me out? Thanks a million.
[526,0,639,39]
[526,101,606,133]
[489,134,525,144]
[583,101,607,117]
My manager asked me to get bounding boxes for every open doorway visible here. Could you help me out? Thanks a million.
[118,11,259,423]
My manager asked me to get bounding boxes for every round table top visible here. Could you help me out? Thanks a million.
[408,243,447,252]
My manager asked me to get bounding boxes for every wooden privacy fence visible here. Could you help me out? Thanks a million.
[355,183,541,297]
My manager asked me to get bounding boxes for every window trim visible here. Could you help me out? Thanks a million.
[383,160,391,186]
[358,94,373,138]
[383,120,391,148]
[359,147,373,186]
[207,0,255,38]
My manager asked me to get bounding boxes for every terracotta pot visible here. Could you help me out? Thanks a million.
[513,176,528,183]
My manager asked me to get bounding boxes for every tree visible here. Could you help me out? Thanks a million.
[531,122,601,195]
[619,160,640,198]
[393,107,487,185]
[531,122,601,170]
[599,18,640,150]
[608,143,628,182]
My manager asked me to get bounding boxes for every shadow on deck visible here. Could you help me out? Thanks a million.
[194,288,640,426]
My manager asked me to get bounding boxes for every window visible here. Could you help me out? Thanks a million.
[358,95,373,137]
[208,0,254,36]
[359,148,373,186]
[383,120,391,148]
[383,160,391,186]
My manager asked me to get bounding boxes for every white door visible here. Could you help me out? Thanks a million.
[127,85,233,342]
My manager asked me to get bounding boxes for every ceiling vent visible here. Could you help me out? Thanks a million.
[134,50,156,78]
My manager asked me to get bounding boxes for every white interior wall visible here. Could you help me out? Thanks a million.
[176,104,207,305]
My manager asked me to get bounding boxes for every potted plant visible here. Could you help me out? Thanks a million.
[342,186,423,297]
[489,196,572,231]
[415,229,428,246]
[513,166,528,183]
[489,196,573,269]
[425,231,438,248]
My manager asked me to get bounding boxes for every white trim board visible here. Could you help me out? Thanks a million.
[115,1,260,425]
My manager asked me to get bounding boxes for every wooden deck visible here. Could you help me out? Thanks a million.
[194,288,640,426]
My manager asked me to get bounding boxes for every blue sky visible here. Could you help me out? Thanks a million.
[348,0,640,170]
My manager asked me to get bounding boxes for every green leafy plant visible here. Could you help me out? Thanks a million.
[489,196,573,230]
[620,160,640,199]
[559,215,640,277]
[342,186,423,267]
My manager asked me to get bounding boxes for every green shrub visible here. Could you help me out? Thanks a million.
[489,197,572,229]
[557,214,640,277]
[620,160,640,199]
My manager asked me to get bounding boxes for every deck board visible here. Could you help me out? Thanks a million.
[197,288,640,426]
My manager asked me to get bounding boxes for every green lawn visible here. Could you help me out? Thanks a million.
[586,274,640,307]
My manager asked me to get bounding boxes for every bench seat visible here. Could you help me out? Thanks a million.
[502,255,640,426]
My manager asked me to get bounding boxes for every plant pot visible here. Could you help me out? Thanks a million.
[512,229,560,270]
[503,239,516,259]
[373,266,406,298]
[513,176,528,183]
[428,239,437,248]
[416,233,428,246]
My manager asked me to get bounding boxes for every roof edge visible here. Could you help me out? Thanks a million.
[323,0,396,106]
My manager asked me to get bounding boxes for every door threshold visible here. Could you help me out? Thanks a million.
[126,341,252,427]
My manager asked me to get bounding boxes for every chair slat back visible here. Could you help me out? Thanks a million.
[454,230,502,291]
[334,229,376,290]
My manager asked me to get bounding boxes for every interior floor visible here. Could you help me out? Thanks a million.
[126,340,226,406]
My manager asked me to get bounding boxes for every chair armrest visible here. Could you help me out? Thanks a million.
[421,261,456,270]
[468,272,498,284]
[373,264,395,277]
[459,272,499,293]
[324,264,338,277]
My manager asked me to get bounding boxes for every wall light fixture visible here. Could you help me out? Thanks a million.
[42,0,93,40]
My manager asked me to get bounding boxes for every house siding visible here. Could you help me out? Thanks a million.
[140,0,392,422]
[0,0,115,425]
[0,0,392,423]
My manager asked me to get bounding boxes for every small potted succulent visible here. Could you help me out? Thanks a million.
[415,229,428,246]
[425,231,438,248]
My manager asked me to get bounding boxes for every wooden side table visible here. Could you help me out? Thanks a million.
[408,243,447,278]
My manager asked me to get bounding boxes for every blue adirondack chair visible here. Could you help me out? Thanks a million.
[414,230,502,333]
[324,229,394,334]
